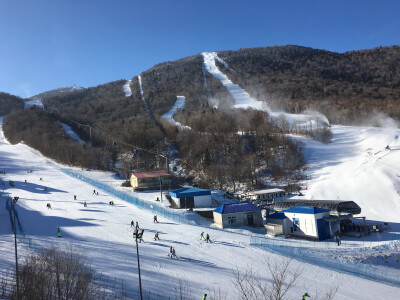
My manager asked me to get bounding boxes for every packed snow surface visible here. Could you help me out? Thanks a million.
[294,125,400,223]
[61,123,85,145]
[202,52,329,127]
[123,79,132,97]
[1,116,400,299]
[24,98,43,109]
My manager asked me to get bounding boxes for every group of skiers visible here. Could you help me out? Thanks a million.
[93,189,99,195]
[168,246,178,259]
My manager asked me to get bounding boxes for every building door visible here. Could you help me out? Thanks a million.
[247,214,254,225]
[181,197,194,208]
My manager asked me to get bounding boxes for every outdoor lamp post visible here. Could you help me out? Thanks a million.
[133,228,144,300]
[13,196,19,299]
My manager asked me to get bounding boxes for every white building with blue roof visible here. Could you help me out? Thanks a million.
[266,206,331,240]
[169,187,212,208]
[213,202,263,228]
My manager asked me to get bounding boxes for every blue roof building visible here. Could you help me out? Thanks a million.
[169,187,211,209]
[213,202,263,229]
[265,206,331,240]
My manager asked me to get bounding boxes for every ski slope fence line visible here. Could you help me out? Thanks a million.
[62,169,211,226]
[0,192,130,299]
[250,235,400,288]
[61,169,267,237]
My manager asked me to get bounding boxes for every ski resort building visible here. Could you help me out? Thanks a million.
[272,199,361,215]
[246,188,286,203]
[234,188,285,204]
[265,206,334,240]
[213,202,263,229]
[169,187,212,208]
[130,171,171,190]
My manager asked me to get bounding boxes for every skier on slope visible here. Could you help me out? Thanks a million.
[200,232,205,240]
[202,294,207,300]
[302,292,310,299]
[170,247,177,259]
[131,220,134,227]
[154,232,160,241]
[206,233,211,243]
[57,227,61,238]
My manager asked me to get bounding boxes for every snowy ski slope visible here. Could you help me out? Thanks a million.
[202,52,329,127]
[1,116,400,299]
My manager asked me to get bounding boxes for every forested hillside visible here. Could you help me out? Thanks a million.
[217,45,400,123]
[0,92,24,116]
[3,45,399,191]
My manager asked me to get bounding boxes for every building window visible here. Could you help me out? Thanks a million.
[228,216,236,224]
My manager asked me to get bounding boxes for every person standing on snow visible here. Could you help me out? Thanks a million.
[338,236,341,246]
[57,227,61,238]
[154,232,160,240]
[202,294,207,300]
[131,220,134,227]
[200,232,205,240]
[206,233,211,243]
[135,221,139,229]
[302,292,310,299]
[171,247,177,259]
[153,215,158,223]
[84,201,87,207]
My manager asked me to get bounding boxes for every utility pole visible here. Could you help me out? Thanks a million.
[133,229,144,300]
[157,151,163,203]
[13,196,19,299]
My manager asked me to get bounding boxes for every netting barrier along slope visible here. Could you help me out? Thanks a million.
[62,169,400,289]
[250,235,400,288]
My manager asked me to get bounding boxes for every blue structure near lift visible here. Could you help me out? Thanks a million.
[169,187,212,208]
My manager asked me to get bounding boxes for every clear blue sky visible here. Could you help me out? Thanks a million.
[1,0,399,98]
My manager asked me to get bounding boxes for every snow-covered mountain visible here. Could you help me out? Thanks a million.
[1,116,400,299]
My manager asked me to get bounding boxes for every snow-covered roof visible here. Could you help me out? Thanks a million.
[248,188,285,195]
[169,187,211,198]
[213,202,261,214]
[131,171,170,179]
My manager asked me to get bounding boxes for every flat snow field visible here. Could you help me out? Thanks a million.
[1,117,400,299]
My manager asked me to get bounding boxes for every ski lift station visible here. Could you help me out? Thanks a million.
[169,187,212,209]
[265,200,363,240]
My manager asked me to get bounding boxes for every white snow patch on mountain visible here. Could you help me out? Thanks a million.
[161,96,190,129]
[202,52,329,127]
[123,79,132,97]
[138,75,152,118]
[61,123,85,145]
[24,98,43,109]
